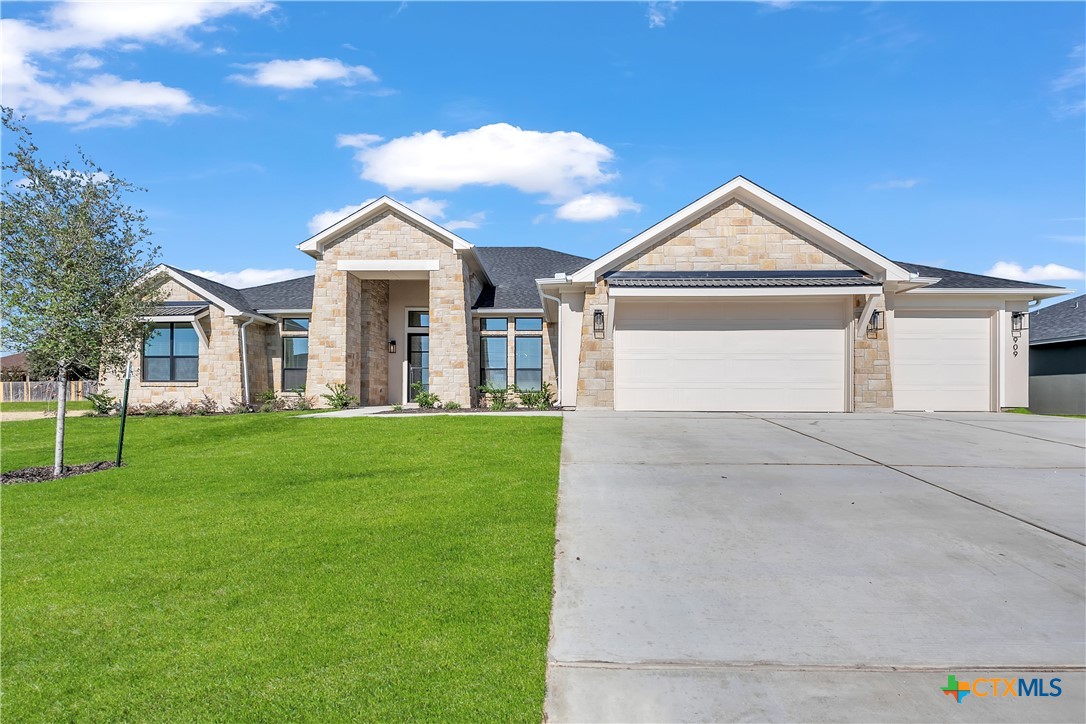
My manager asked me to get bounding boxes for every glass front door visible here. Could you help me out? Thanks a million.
[407,333,429,401]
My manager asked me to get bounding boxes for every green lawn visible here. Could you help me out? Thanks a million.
[2,413,562,721]
[1,400,92,412]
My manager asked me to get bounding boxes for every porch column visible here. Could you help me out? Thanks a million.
[359,279,390,405]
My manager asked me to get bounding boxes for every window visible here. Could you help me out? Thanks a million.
[283,337,308,390]
[515,317,543,331]
[481,317,508,332]
[515,336,543,391]
[480,336,507,388]
[143,323,199,382]
[283,318,309,332]
[408,310,430,328]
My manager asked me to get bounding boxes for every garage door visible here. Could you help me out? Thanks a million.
[613,299,848,412]
[893,310,992,411]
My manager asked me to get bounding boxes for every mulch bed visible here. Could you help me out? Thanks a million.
[2,461,119,485]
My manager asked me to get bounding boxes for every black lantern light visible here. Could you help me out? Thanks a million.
[866,309,885,339]
[1011,311,1027,333]
[388,339,397,354]
[593,309,605,338]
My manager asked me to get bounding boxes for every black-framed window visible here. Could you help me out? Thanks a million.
[408,310,430,328]
[143,323,199,382]
[515,336,543,391]
[481,317,508,332]
[283,337,308,390]
[283,318,309,332]
[515,317,543,331]
[480,336,507,388]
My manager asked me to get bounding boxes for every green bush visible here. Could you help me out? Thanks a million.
[444,401,461,410]
[86,390,117,416]
[477,381,513,411]
[516,382,554,410]
[321,383,358,410]
[410,381,441,409]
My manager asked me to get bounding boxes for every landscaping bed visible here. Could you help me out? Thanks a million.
[378,406,558,415]
[2,460,119,485]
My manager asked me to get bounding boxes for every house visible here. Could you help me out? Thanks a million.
[0,352,29,382]
[103,177,1070,412]
[1028,294,1086,416]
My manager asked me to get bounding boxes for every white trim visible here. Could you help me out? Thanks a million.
[1031,335,1086,346]
[607,285,883,299]
[191,318,209,349]
[145,314,197,322]
[569,177,912,283]
[298,196,474,254]
[856,295,878,339]
[337,259,440,272]
[903,287,1071,299]
[256,309,312,315]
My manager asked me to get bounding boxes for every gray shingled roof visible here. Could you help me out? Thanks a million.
[473,246,592,309]
[241,275,315,311]
[150,303,209,316]
[165,266,261,315]
[894,262,1061,290]
[1030,294,1086,345]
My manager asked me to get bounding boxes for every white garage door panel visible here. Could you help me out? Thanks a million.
[893,311,992,411]
[614,300,847,412]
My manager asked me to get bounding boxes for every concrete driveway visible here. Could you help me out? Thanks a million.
[546,411,1086,723]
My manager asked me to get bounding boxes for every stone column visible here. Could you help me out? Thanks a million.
[307,262,361,405]
[359,279,390,405]
[853,295,894,411]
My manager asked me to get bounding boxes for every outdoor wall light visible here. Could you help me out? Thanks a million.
[867,309,885,339]
[1011,311,1027,333]
[593,309,605,338]
[388,339,397,354]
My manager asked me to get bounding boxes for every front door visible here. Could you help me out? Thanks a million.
[406,309,430,402]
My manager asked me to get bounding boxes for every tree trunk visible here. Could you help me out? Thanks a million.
[54,362,68,477]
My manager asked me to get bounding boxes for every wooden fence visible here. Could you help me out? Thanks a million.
[0,380,98,402]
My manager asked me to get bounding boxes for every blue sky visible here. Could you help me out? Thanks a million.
[2,1,1084,297]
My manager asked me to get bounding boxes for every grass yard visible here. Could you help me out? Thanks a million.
[1,400,92,412]
[1,412,562,721]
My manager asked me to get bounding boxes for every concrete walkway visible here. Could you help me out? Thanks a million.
[296,406,561,418]
[546,411,1086,723]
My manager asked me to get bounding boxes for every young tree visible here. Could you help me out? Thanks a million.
[1,109,162,476]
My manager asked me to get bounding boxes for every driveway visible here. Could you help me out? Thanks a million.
[546,412,1086,723]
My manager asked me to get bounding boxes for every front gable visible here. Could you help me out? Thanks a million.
[320,209,460,263]
[573,177,912,283]
[616,198,854,274]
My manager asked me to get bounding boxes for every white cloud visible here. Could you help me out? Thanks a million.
[445,212,486,231]
[341,123,618,199]
[647,1,679,29]
[336,133,385,149]
[870,178,921,190]
[188,267,312,289]
[555,193,641,222]
[985,262,1085,282]
[70,53,102,70]
[230,58,378,90]
[1052,44,1085,118]
[1,1,272,126]
[306,197,453,234]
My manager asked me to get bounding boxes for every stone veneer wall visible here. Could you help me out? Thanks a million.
[306,210,473,407]
[576,282,614,408]
[100,278,249,407]
[359,279,390,405]
[619,199,852,272]
[852,295,894,411]
[575,199,868,409]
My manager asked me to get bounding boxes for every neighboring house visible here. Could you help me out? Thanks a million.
[1028,294,1086,416]
[103,177,1069,412]
[0,352,28,382]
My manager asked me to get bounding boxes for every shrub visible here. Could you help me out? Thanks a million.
[125,404,146,416]
[195,394,219,416]
[516,382,555,410]
[144,400,176,418]
[391,403,402,412]
[227,396,250,414]
[177,401,200,416]
[321,383,358,410]
[286,395,315,411]
[477,381,513,411]
[257,389,286,413]
[86,390,117,416]
[444,401,461,410]
[410,381,441,409]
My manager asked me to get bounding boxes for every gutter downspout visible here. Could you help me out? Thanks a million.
[239,315,256,406]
